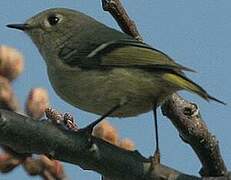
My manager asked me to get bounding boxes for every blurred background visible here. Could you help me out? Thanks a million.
[0,0,230,179]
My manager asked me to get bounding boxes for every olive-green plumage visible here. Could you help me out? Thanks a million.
[7,8,225,117]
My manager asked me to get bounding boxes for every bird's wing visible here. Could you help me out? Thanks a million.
[60,39,195,72]
[58,39,225,105]
[84,39,194,72]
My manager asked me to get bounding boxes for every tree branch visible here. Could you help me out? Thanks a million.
[161,94,227,177]
[101,0,143,41]
[1,109,230,180]
[101,0,228,177]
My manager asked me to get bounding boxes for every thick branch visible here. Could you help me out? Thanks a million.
[101,0,228,177]
[0,109,211,180]
[161,94,227,176]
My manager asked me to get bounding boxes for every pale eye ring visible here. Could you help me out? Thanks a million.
[47,14,61,26]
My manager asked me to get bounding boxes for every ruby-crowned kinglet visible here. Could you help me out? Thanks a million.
[7,8,225,134]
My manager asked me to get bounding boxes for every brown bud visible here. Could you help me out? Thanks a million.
[0,76,19,111]
[23,157,43,176]
[0,154,21,173]
[40,156,65,178]
[93,121,118,145]
[119,138,135,151]
[0,45,24,81]
[26,88,49,119]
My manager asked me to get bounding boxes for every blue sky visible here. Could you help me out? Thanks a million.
[1,1,230,179]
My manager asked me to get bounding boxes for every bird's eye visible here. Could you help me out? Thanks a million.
[47,15,60,26]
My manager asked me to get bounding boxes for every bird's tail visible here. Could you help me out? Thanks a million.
[162,73,226,105]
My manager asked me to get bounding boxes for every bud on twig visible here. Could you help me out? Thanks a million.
[0,45,24,81]
[23,157,43,176]
[26,88,49,119]
[93,120,135,150]
[0,154,21,173]
[93,120,119,145]
[119,138,135,151]
[0,76,19,111]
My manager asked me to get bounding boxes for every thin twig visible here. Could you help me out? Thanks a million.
[102,0,143,41]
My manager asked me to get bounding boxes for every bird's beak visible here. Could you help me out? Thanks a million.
[6,23,30,31]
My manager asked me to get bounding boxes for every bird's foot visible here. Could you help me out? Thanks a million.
[78,116,104,135]
[152,149,161,164]
[45,108,78,132]
[79,104,122,135]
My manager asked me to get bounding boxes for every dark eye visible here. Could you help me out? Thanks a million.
[47,15,60,26]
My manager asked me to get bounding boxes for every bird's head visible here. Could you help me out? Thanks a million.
[7,8,98,65]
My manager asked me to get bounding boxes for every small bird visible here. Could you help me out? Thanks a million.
[7,8,225,156]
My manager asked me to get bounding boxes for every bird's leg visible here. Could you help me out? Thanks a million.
[80,104,122,135]
[152,106,160,163]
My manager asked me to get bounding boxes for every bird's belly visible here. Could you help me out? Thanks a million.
[48,67,173,117]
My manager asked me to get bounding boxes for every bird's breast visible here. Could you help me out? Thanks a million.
[47,66,173,117]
